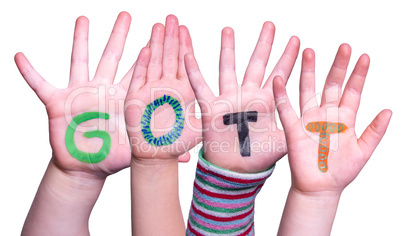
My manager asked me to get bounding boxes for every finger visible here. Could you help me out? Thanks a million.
[119,62,136,90]
[120,41,150,90]
[147,23,165,81]
[162,15,179,80]
[14,52,56,105]
[178,152,191,163]
[272,76,298,131]
[94,12,131,83]
[320,43,351,106]
[128,47,151,93]
[184,53,215,102]
[339,54,370,114]
[219,27,238,95]
[358,109,392,159]
[178,25,194,79]
[69,16,89,86]
[242,21,275,87]
[262,36,300,90]
[300,48,318,114]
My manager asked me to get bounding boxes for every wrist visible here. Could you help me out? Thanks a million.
[289,186,343,201]
[278,187,342,236]
[198,148,275,178]
[46,160,106,204]
[201,147,275,173]
[22,160,105,236]
[131,153,184,235]
[131,153,179,184]
[288,186,342,220]
[187,150,274,235]
[131,153,179,166]
[131,154,180,177]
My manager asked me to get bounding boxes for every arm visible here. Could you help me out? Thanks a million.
[22,161,105,235]
[16,12,134,235]
[274,46,392,235]
[278,187,341,235]
[131,158,184,235]
[184,22,300,234]
[187,150,274,235]
[125,15,201,235]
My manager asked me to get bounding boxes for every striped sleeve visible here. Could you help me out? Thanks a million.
[186,149,275,236]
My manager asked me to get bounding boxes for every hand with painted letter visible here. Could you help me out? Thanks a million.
[125,15,201,160]
[16,12,134,177]
[126,15,201,236]
[15,12,135,235]
[275,45,392,235]
[184,23,299,235]
[184,23,300,173]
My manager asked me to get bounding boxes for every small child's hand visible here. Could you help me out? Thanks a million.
[275,45,392,236]
[184,23,300,173]
[184,24,299,234]
[125,15,201,161]
[128,16,201,236]
[17,12,141,235]
[15,12,134,178]
[273,45,392,195]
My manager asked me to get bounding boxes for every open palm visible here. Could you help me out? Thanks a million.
[273,45,392,193]
[15,12,134,177]
[125,15,201,160]
[185,23,300,173]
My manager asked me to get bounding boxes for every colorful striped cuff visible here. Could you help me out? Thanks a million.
[186,149,275,236]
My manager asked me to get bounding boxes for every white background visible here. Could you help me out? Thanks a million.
[1,0,401,235]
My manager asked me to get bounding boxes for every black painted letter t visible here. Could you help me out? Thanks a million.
[223,111,258,157]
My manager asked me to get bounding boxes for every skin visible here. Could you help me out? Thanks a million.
[16,12,133,235]
[274,45,392,235]
[15,12,189,236]
[126,15,201,236]
[184,22,301,173]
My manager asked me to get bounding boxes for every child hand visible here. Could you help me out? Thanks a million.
[273,44,392,195]
[15,12,133,178]
[184,22,300,173]
[128,16,200,236]
[125,15,201,161]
